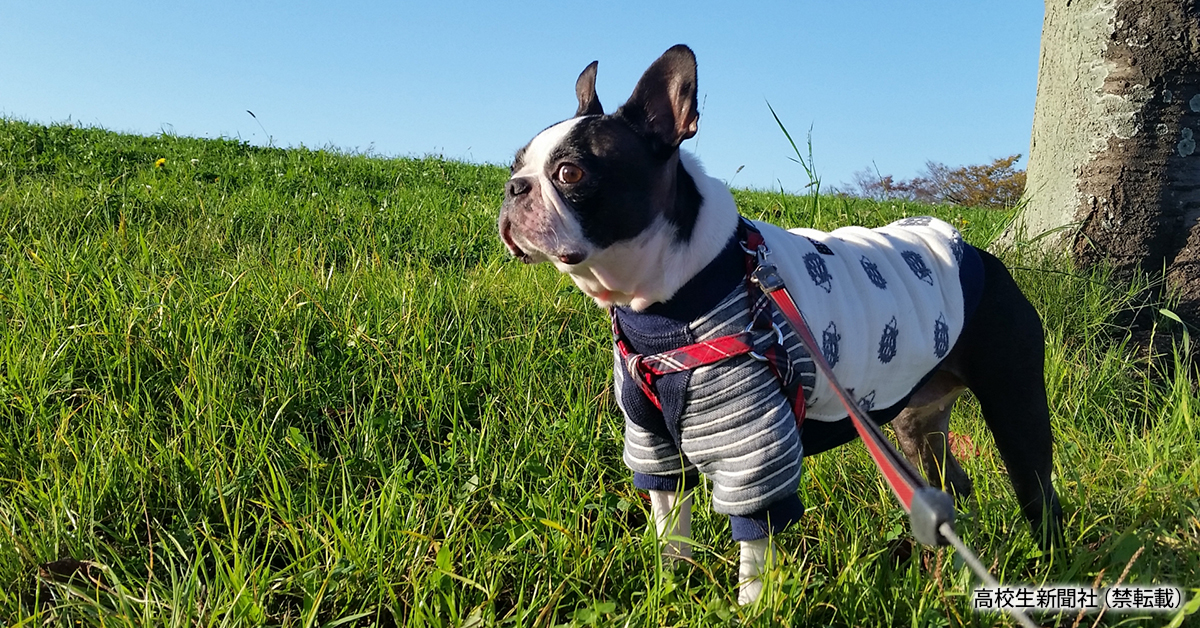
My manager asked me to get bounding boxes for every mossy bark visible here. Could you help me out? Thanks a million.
[1014,0,1200,326]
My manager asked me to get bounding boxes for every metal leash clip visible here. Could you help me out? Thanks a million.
[750,260,785,294]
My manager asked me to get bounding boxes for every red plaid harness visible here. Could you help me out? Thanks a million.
[611,223,808,428]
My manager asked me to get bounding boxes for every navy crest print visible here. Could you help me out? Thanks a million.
[858,390,876,411]
[804,252,833,293]
[822,321,841,368]
[896,216,933,226]
[949,232,965,263]
[860,255,887,289]
[934,313,950,358]
[806,237,835,256]
[878,316,899,364]
[901,250,935,285]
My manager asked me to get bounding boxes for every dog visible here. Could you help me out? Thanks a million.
[498,44,1062,604]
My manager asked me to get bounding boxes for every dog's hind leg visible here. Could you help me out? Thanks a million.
[955,249,1063,547]
[649,489,693,562]
[892,371,972,499]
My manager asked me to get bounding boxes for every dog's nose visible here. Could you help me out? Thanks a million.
[506,177,532,197]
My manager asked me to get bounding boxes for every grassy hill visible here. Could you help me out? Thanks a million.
[1,118,1196,626]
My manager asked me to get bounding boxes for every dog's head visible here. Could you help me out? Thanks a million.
[499,45,735,310]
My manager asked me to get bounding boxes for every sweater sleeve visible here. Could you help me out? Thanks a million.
[615,350,698,487]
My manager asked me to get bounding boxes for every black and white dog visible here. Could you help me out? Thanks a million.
[499,45,1062,604]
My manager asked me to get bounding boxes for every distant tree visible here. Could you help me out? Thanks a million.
[927,155,1026,208]
[844,155,1026,209]
[847,168,911,201]
[1010,0,1200,328]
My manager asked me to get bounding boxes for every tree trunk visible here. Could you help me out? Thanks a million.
[1013,0,1200,327]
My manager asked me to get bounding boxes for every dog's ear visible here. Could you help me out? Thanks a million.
[575,61,603,117]
[617,44,698,153]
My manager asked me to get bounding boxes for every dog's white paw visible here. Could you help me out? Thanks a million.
[738,578,764,606]
[663,538,693,563]
[737,538,774,605]
[649,489,694,563]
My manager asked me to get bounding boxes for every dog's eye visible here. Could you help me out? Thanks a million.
[556,163,584,185]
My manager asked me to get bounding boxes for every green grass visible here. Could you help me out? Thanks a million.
[1,118,1196,627]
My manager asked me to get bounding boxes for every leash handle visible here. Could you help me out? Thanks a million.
[747,239,955,546]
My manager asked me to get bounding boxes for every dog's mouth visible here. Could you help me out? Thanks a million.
[500,218,533,263]
[500,217,588,266]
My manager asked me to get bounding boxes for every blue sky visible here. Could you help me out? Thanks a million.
[2,1,1044,192]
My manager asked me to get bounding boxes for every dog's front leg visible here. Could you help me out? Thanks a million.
[738,538,775,605]
[648,489,693,562]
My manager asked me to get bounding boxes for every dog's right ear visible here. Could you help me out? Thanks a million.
[575,61,603,117]
[617,45,698,154]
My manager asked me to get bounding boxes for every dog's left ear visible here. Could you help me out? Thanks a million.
[575,61,603,117]
[618,44,699,153]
